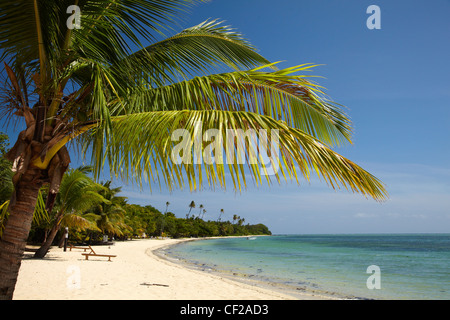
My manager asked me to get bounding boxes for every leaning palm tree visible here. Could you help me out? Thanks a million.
[198,204,204,218]
[33,166,108,258]
[201,208,206,220]
[0,0,386,299]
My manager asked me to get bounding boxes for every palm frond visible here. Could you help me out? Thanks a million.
[0,0,38,65]
[110,19,271,86]
[0,0,204,63]
[110,63,352,147]
[33,190,50,224]
[90,110,387,201]
[60,213,91,232]
[75,212,102,232]
[57,167,109,214]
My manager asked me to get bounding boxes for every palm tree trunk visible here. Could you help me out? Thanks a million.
[33,211,64,259]
[0,176,42,300]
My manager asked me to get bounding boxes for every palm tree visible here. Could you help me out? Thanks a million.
[33,166,108,258]
[218,208,225,222]
[201,209,207,220]
[0,0,387,299]
[186,200,195,219]
[160,201,170,237]
[198,204,204,219]
[93,181,128,241]
[165,202,170,214]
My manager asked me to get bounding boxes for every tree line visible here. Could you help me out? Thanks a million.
[1,132,271,259]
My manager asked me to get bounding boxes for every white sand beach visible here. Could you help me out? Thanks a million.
[13,238,326,300]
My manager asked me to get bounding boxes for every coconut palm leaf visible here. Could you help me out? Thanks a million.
[110,63,352,147]
[78,212,102,232]
[33,189,50,224]
[96,110,387,201]
[0,0,205,65]
[57,168,110,215]
[60,213,92,232]
[109,19,272,86]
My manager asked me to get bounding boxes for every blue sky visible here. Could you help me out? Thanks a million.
[2,0,450,234]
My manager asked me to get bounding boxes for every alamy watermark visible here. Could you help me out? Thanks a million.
[366,265,381,290]
[170,122,280,176]
[367,5,381,30]
[67,5,81,29]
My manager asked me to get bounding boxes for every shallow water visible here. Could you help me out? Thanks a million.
[163,234,450,300]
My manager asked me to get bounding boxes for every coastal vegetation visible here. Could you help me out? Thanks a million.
[28,188,272,246]
[0,0,386,299]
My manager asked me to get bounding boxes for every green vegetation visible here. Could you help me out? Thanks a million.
[28,180,272,245]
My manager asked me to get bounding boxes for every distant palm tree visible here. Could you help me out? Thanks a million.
[165,202,170,214]
[201,209,207,220]
[218,208,225,222]
[160,201,169,236]
[187,200,196,219]
[198,204,204,218]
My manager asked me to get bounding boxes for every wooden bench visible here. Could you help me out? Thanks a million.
[68,244,91,252]
[81,246,116,262]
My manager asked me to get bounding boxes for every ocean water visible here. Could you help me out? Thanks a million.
[162,234,450,300]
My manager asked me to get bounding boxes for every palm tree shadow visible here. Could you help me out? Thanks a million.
[21,252,66,261]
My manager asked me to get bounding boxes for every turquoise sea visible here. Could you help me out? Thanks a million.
[161,234,450,300]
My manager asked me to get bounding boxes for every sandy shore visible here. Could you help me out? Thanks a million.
[13,238,327,300]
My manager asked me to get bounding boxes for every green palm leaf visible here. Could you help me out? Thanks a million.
[110,19,272,86]
[96,110,386,201]
[112,63,352,147]
[60,213,92,232]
